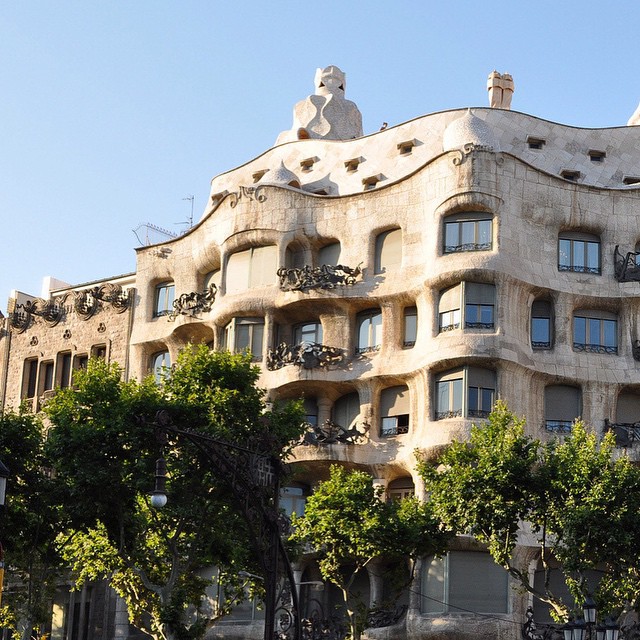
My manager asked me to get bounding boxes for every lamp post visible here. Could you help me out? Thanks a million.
[561,597,619,640]
[0,458,9,607]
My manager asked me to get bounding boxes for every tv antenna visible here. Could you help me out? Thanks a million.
[175,195,194,230]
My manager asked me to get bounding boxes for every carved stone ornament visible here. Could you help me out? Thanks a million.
[9,296,67,333]
[74,283,129,320]
[168,284,217,321]
[301,418,369,445]
[614,245,640,282]
[277,263,362,292]
[228,185,266,208]
[266,341,345,371]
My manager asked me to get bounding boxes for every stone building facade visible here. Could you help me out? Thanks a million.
[2,66,640,640]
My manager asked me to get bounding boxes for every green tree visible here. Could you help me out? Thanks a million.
[290,465,449,640]
[45,345,305,640]
[418,401,640,621]
[0,409,63,640]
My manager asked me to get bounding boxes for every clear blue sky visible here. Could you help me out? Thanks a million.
[2,1,639,307]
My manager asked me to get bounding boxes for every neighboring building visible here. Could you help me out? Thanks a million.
[3,66,640,640]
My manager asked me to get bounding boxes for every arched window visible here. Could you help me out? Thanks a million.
[573,310,617,354]
[531,299,553,349]
[387,477,415,501]
[616,391,640,424]
[435,367,496,420]
[154,282,175,317]
[204,269,221,290]
[544,385,581,433]
[318,242,341,266]
[356,309,382,354]
[226,246,278,293]
[443,213,493,253]
[421,552,508,614]
[374,228,402,274]
[224,317,264,361]
[380,385,410,436]
[438,283,495,332]
[151,351,171,383]
[332,392,360,430]
[558,231,601,274]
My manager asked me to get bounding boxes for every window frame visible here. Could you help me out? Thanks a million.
[151,351,171,383]
[544,384,581,433]
[379,385,410,437]
[572,310,617,354]
[293,321,323,345]
[531,299,553,350]
[374,227,403,274]
[443,213,493,254]
[558,233,601,275]
[435,367,496,420]
[438,282,496,333]
[224,317,265,361]
[403,306,417,348]
[154,281,175,317]
[356,309,383,354]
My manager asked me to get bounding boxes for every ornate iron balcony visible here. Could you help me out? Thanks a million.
[468,409,491,419]
[355,344,381,355]
[532,340,552,349]
[522,607,562,640]
[605,419,640,447]
[545,420,573,434]
[439,322,460,332]
[266,341,345,371]
[444,242,492,253]
[277,263,362,292]
[465,321,494,330]
[558,264,601,275]
[573,342,617,354]
[614,245,640,282]
[168,283,217,321]
[300,419,369,445]
[435,410,463,420]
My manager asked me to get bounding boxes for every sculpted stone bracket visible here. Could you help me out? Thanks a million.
[73,283,130,320]
[266,341,345,371]
[168,284,217,321]
[300,418,369,445]
[277,263,362,292]
[614,245,640,282]
[228,185,267,208]
[9,297,67,333]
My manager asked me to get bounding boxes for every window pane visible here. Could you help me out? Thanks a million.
[449,552,508,613]
[603,320,617,348]
[468,386,478,412]
[465,304,479,324]
[436,381,451,414]
[559,239,571,268]
[404,310,417,344]
[250,324,264,357]
[358,317,371,348]
[588,318,600,345]
[586,242,599,270]
[574,317,586,344]
[452,379,463,413]
[461,221,475,246]
[481,388,495,412]
[477,220,492,246]
[371,314,382,346]
[480,305,494,324]
[573,241,586,269]
[532,318,550,344]
[236,325,250,351]
[445,223,459,249]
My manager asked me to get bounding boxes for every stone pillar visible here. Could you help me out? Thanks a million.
[317,397,332,425]
[113,594,130,640]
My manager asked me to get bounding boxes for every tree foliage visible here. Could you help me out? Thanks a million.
[418,401,640,621]
[44,345,305,640]
[0,409,63,640]
[290,465,449,640]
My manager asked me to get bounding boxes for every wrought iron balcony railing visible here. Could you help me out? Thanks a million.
[300,419,369,445]
[614,245,640,282]
[545,420,573,434]
[277,263,362,292]
[168,284,217,321]
[266,342,345,371]
[605,419,640,447]
[573,342,617,354]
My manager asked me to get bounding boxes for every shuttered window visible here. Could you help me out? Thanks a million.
[318,242,341,266]
[374,228,402,274]
[226,246,277,293]
[332,392,360,429]
[545,385,581,433]
[380,385,410,436]
[438,283,495,332]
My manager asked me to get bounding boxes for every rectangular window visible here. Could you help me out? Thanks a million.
[356,311,382,354]
[380,386,410,436]
[225,318,265,361]
[294,322,323,345]
[39,361,54,394]
[22,358,38,399]
[558,236,601,274]
[58,352,73,389]
[436,378,463,419]
[403,307,417,347]
[444,217,492,253]
[436,367,495,420]
[154,282,175,317]
[573,314,617,354]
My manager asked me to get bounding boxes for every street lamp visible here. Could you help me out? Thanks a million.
[562,597,619,640]
[149,458,168,509]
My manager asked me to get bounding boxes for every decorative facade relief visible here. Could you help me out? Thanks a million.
[266,341,345,371]
[277,263,362,292]
[228,185,267,208]
[168,284,217,321]
[300,418,369,445]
